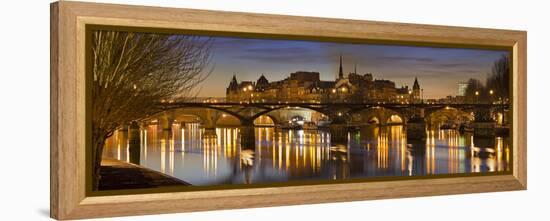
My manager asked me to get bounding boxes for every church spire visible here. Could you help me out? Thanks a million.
[413,77,420,90]
[338,54,344,79]
[228,73,239,90]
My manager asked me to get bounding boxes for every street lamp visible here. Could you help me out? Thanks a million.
[475,91,479,104]
[489,89,494,104]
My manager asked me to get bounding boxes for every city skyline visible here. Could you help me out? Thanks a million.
[90,29,512,193]
[193,36,509,99]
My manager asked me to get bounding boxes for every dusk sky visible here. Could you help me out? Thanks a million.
[192,36,508,99]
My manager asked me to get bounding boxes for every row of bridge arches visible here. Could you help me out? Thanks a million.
[162,108,279,128]
[216,114,277,127]
[349,107,405,125]
[152,105,494,130]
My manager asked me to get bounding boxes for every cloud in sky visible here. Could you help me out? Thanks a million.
[193,35,508,99]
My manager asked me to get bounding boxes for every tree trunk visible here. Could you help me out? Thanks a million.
[91,128,109,191]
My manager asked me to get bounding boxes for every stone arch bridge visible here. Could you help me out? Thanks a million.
[152,102,508,127]
[141,102,508,140]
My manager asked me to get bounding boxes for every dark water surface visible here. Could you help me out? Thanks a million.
[103,123,510,186]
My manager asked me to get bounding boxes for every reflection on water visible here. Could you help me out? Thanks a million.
[103,124,510,186]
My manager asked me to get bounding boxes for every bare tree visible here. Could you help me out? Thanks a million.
[91,30,212,189]
[486,54,510,101]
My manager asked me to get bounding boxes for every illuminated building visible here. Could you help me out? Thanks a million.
[226,56,421,103]
[457,82,468,96]
[412,77,421,103]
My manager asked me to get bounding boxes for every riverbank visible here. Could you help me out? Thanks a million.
[98,159,190,190]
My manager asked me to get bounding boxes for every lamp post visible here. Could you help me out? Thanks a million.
[475,91,479,104]
[489,89,494,104]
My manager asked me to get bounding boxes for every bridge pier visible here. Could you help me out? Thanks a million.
[330,124,348,144]
[359,124,379,142]
[406,117,426,140]
[128,121,141,165]
[472,135,496,150]
[240,121,256,150]
[117,126,129,148]
[472,121,496,138]
[159,116,174,131]
[203,127,217,138]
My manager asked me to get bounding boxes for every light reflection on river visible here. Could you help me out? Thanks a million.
[103,123,510,186]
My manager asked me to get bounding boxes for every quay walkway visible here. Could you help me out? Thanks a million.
[98,159,190,190]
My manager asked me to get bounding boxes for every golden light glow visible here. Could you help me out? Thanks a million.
[100,113,509,186]
[387,114,403,124]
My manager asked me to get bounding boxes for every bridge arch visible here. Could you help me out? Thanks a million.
[386,114,403,124]
[161,107,247,129]
[252,106,329,126]
[350,107,406,125]
[368,116,380,124]
[151,111,206,131]
[215,113,241,127]
[425,107,474,128]
[170,106,245,121]
[253,115,277,126]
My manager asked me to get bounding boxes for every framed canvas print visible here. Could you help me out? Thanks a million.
[50,1,527,220]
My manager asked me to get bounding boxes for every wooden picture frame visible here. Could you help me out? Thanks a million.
[50,1,527,220]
